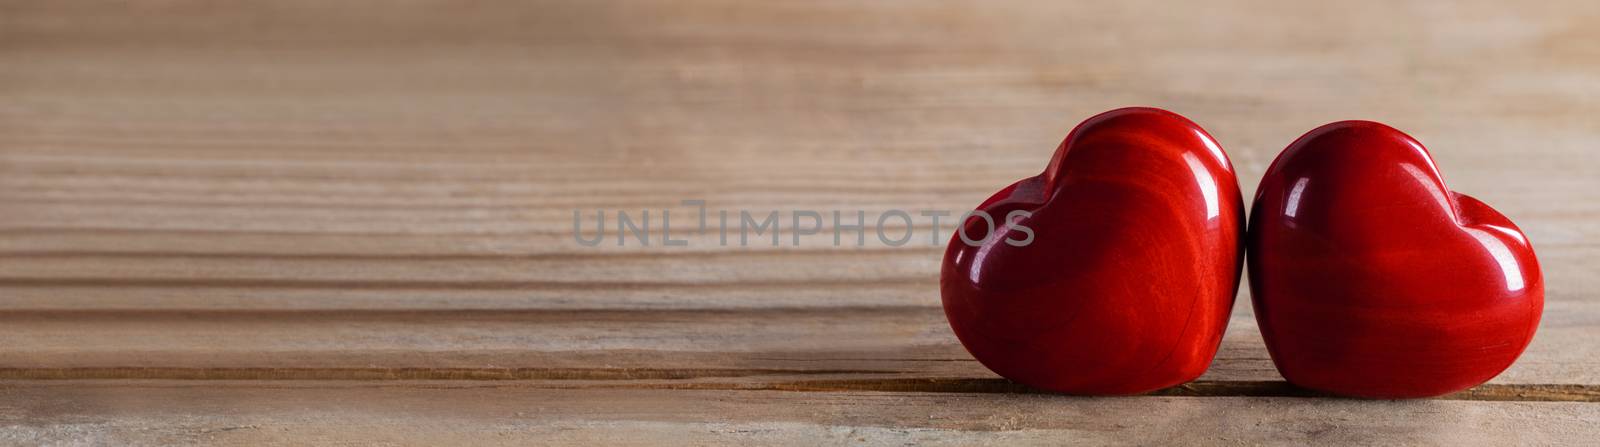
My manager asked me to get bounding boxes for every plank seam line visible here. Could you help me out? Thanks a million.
[0,370,1593,402]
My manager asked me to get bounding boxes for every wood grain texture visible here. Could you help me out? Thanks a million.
[2,0,1599,443]
[2,383,1598,445]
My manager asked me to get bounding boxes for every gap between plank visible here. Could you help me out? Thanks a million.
[0,368,1593,402]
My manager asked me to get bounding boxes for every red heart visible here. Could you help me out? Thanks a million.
[1248,121,1544,398]
[941,107,1245,394]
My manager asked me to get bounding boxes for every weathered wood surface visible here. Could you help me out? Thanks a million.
[2,0,1599,444]
[3,383,1598,445]
[0,306,1594,389]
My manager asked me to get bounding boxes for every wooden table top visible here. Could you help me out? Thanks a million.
[2,1,1597,444]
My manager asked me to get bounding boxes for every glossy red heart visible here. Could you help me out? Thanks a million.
[941,107,1244,395]
[1248,121,1543,398]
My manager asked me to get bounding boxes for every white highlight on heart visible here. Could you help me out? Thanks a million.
[1194,128,1229,170]
[1284,177,1310,219]
[1400,162,1454,213]
[1182,152,1221,219]
[1464,226,1527,292]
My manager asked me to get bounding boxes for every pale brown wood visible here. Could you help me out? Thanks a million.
[1,382,1597,445]
[0,305,1593,387]
[2,0,1599,443]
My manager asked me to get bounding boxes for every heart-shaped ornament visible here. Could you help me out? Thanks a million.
[941,107,1244,395]
[1248,121,1543,398]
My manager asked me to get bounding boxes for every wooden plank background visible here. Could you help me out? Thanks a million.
[1,0,1598,444]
